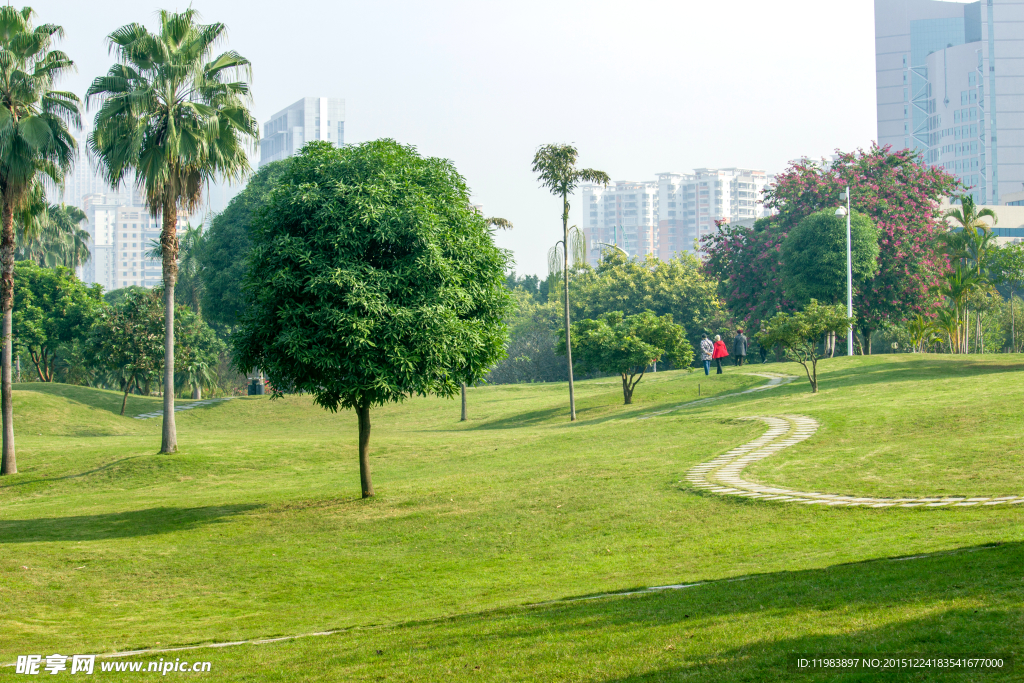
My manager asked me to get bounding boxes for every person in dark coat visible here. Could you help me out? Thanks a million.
[733,329,748,366]
[712,335,729,374]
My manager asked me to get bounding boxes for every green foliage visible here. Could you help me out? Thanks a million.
[103,285,149,307]
[12,261,103,382]
[565,310,693,404]
[782,208,879,306]
[569,251,725,353]
[486,290,566,384]
[757,300,854,392]
[202,160,292,326]
[174,306,225,397]
[991,242,1024,293]
[232,140,514,412]
[15,203,91,268]
[88,289,164,411]
[0,5,80,209]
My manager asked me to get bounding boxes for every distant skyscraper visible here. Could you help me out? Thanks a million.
[258,97,345,167]
[875,0,1024,203]
[581,168,771,266]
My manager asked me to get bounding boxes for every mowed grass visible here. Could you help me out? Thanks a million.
[1,356,1022,681]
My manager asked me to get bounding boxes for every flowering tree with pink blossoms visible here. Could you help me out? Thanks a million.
[703,145,960,352]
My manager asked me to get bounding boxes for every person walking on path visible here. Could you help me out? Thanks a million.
[712,334,729,374]
[700,334,714,375]
[733,329,748,366]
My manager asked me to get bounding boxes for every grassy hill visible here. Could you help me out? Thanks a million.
[1,356,1022,681]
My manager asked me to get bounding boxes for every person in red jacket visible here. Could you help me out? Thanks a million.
[712,334,729,374]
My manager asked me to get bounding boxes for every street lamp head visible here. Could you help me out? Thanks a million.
[835,206,848,217]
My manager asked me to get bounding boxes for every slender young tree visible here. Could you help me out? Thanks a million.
[87,9,257,453]
[532,144,608,421]
[941,195,998,353]
[0,7,80,475]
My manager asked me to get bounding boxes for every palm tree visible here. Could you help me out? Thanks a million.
[934,308,960,354]
[16,203,90,268]
[146,222,205,315]
[532,144,609,421]
[87,9,257,453]
[907,314,939,353]
[937,264,983,353]
[943,195,998,353]
[0,7,80,475]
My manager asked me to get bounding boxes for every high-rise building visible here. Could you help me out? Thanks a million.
[81,197,194,292]
[581,168,771,266]
[258,97,345,167]
[654,168,770,261]
[875,0,1024,203]
[581,181,660,265]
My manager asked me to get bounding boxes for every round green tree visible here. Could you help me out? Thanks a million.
[782,208,880,306]
[232,140,513,498]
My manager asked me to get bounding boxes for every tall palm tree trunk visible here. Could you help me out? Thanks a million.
[192,384,201,400]
[0,201,14,475]
[561,194,576,422]
[161,204,178,454]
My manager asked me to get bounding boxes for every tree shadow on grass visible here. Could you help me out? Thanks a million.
[391,541,1022,681]
[466,380,770,431]
[0,504,262,543]
[598,607,1018,682]
[13,382,238,419]
[0,455,150,490]
[811,356,1024,392]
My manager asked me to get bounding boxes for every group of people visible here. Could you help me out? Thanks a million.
[699,329,763,375]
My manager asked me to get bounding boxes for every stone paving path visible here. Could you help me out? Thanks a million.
[133,397,237,420]
[685,413,1024,508]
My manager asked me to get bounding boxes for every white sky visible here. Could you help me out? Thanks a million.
[39,0,878,276]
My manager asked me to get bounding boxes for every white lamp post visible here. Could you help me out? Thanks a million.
[835,186,853,356]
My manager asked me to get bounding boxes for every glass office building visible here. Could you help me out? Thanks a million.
[875,0,1024,203]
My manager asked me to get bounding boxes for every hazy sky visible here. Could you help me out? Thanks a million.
[39,0,878,276]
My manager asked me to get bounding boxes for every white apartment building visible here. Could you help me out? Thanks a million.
[582,181,660,265]
[875,0,1024,204]
[81,197,191,292]
[259,97,346,167]
[582,168,771,265]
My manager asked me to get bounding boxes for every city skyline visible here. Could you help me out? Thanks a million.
[35,0,878,279]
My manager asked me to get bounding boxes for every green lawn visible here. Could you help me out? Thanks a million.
[1,355,1022,681]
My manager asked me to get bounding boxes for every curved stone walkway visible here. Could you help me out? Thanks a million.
[134,397,237,420]
[686,414,1024,508]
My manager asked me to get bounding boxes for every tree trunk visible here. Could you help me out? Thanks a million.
[121,377,134,416]
[192,384,201,400]
[160,203,179,454]
[460,382,467,421]
[958,307,966,356]
[1011,292,1016,352]
[562,194,576,422]
[861,328,872,355]
[356,400,374,498]
[621,374,632,405]
[1,200,15,475]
